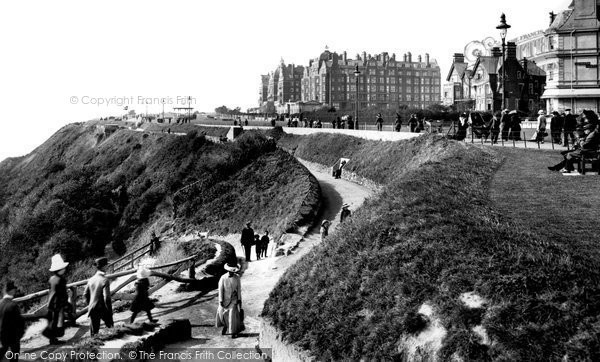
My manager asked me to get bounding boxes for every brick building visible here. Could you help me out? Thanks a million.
[258,48,442,113]
[515,0,600,112]
[445,43,546,113]
[301,49,441,111]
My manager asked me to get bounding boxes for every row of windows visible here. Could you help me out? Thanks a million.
[333,93,440,101]
[326,76,441,85]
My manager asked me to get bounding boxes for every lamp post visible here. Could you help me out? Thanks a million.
[496,13,511,110]
[354,65,361,129]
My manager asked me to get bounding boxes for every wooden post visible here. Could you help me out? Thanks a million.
[523,132,527,148]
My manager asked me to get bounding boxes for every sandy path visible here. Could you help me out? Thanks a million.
[163,160,373,355]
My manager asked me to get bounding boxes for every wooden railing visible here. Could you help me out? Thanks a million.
[15,253,201,321]
[106,242,153,274]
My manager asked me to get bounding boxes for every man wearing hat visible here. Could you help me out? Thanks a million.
[84,257,114,336]
[215,262,243,338]
[320,220,331,242]
[0,281,25,361]
[340,204,352,223]
[240,222,254,262]
[449,113,468,141]
[408,114,419,133]
[550,111,564,145]
[548,121,600,173]
[500,109,510,141]
[43,254,70,344]
[563,108,577,147]
[375,113,384,132]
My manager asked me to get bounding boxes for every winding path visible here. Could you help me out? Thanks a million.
[163,160,373,351]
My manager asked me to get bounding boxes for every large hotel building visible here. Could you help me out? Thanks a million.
[258,48,441,114]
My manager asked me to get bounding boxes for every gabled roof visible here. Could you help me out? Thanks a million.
[446,61,467,81]
[472,56,500,76]
[524,60,546,77]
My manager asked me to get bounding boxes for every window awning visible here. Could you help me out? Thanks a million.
[541,88,600,99]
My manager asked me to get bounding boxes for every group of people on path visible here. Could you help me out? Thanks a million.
[240,222,270,262]
[0,253,158,357]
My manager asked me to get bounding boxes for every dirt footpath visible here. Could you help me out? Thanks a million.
[164,161,373,356]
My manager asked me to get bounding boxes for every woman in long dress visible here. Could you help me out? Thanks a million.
[215,263,243,338]
[43,254,70,344]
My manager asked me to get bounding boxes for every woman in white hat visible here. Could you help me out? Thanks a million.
[340,203,352,223]
[129,266,156,323]
[43,254,69,344]
[215,262,243,338]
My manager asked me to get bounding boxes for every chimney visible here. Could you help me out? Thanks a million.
[343,51,347,63]
[425,53,430,66]
[453,53,465,63]
[403,53,408,62]
[506,42,517,59]
[521,57,528,74]
[407,52,412,62]
[549,11,556,26]
[376,54,381,61]
[362,51,367,61]
[356,53,361,60]
[392,53,396,61]
[491,47,502,58]
[418,55,422,63]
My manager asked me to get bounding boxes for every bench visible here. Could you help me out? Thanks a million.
[578,149,600,175]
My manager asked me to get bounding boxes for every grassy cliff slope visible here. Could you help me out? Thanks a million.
[0,124,319,294]
[263,133,600,360]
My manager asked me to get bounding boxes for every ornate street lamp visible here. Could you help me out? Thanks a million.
[496,13,511,110]
[354,64,361,129]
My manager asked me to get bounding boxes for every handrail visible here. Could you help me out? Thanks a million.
[107,242,151,268]
[14,254,198,304]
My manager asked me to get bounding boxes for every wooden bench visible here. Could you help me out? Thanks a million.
[578,149,600,175]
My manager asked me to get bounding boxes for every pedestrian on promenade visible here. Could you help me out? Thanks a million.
[0,281,25,361]
[240,222,254,262]
[340,204,352,223]
[260,231,270,258]
[563,109,577,147]
[489,112,501,144]
[316,119,322,128]
[532,110,547,143]
[149,231,161,255]
[449,113,469,141]
[336,116,342,129]
[509,110,522,141]
[320,220,331,242]
[129,266,157,324]
[84,257,114,336]
[375,113,384,131]
[42,254,70,344]
[499,109,509,141]
[550,111,563,144]
[254,235,261,260]
[394,113,402,132]
[216,263,243,338]
[408,114,419,133]
[347,115,354,130]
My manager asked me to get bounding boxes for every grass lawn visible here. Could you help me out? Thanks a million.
[490,147,600,272]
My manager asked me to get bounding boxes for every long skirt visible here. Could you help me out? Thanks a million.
[215,303,243,335]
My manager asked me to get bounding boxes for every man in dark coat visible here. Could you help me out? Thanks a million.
[375,113,384,131]
[260,231,270,258]
[499,109,510,141]
[394,113,402,132]
[563,109,577,147]
[408,114,419,133]
[449,113,469,141]
[84,257,114,336]
[550,111,564,145]
[548,122,600,173]
[0,281,25,361]
[240,222,254,262]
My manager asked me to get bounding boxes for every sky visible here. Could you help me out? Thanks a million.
[0,0,570,162]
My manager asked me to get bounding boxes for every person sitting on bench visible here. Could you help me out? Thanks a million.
[548,120,600,173]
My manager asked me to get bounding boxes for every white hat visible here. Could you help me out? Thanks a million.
[49,254,69,272]
[538,110,546,115]
[136,266,151,279]
[342,203,350,208]
[224,263,240,273]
